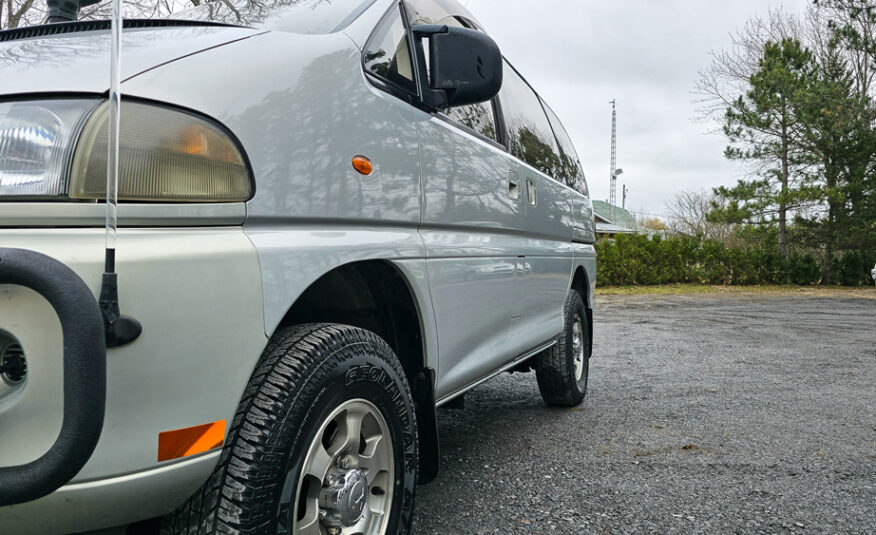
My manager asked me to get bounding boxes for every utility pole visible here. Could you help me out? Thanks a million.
[622,184,627,209]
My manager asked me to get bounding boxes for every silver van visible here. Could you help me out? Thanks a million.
[0,0,596,533]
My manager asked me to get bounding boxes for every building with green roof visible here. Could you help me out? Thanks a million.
[591,200,638,239]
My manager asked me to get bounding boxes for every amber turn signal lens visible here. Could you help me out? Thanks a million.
[352,155,373,175]
[157,420,226,462]
[70,101,251,202]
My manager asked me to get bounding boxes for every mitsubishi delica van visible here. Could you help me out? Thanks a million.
[0,0,597,533]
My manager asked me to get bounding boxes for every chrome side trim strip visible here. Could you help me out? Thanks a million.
[436,338,557,407]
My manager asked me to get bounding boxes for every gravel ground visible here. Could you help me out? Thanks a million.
[411,293,876,535]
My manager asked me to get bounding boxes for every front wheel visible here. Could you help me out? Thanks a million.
[162,324,418,535]
[535,290,591,407]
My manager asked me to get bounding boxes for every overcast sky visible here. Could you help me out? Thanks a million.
[463,0,811,220]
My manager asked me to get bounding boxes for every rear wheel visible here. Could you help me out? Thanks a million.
[535,290,590,407]
[161,323,418,535]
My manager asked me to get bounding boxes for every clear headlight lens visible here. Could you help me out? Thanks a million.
[70,101,252,202]
[0,99,98,198]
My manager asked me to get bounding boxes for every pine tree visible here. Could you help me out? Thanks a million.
[791,45,875,283]
[711,39,818,258]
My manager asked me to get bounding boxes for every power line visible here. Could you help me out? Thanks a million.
[625,187,677,196]
[625,209,670,219]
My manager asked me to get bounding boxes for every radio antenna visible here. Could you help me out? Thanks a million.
[98,0,141,347]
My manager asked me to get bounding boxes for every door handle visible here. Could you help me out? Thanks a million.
[508,171,520,200]
[526,178,536,206]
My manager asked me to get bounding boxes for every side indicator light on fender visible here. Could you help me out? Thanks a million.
[158,420,226,462]
[352,155,374,175]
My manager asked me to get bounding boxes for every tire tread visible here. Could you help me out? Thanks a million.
[162,323,415,535]
[535,291,589,407]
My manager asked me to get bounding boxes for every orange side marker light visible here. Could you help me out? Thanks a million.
[352,155,373,175]
[158,420,226,462]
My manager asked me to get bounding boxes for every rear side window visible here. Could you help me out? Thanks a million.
[364,5,416,95]
[543,100,588,195]
[499,62,563,179]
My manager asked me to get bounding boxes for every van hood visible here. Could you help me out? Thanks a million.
[0,22,262,96]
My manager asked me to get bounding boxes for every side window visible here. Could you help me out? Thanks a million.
[499,62,563,179]
[364,4,416,95]
[543,100,588,195]
[446,102,498,141]
[404,0,499,142]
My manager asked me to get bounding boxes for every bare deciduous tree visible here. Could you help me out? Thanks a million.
[666,189,733,242]
[695,9,809,124]
[3,0,45,29]
[636,215,668,232]
[1,0,319,30]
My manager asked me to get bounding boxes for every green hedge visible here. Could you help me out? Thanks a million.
[594,234,872,286]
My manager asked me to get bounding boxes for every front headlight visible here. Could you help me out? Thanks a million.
[0,99,98,198]
[70,100,252,202]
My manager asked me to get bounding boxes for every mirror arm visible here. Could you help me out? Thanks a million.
[411,24,449,37]
[46,0,101,23]
[410,24,450,111]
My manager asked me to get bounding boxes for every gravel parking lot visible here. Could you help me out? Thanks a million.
[412,292,876,535]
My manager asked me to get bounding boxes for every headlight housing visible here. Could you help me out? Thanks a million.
[70,100,252,202]
[0,98,252,202]
[0,99,98,198]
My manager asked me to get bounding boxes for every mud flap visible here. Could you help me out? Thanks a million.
[412,367,439,484]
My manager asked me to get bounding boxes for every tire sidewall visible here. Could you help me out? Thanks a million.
[276,340,417,534]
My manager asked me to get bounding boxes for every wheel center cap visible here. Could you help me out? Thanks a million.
[324,469,368,527]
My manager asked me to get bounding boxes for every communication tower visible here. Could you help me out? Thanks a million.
[609,99,618,212]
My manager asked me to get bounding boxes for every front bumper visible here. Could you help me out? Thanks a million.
[0,227,268,533]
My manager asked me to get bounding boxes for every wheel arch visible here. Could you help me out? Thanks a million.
[274,260,425,379]
[271,259,441,483]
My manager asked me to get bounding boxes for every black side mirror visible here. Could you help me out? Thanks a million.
[411,24,503,110]
[46,0,101,23]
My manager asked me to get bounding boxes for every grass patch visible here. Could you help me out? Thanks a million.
[596,283,876,298]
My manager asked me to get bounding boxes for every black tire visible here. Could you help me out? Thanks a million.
[161,323,418,535]
[535,290,590,407]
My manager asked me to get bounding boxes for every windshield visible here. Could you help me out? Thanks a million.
[169,0,376,34]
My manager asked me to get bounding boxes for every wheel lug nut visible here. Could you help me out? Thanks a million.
[325,474,338,487]
[326,528,341,535]
[318,509,328,521]
[337,455,353,469]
